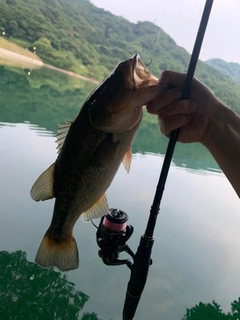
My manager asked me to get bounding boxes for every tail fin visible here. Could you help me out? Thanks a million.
[35,231,79,271]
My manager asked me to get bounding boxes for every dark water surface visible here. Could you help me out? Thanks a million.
[0,66,239,320]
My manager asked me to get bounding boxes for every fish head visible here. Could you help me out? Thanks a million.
[89,54,160,133]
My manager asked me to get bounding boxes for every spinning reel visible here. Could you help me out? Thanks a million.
[96,208,135,269]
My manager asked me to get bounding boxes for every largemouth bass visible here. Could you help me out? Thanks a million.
[31,54,160,271]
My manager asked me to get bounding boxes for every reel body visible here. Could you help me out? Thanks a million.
[96,208,134,268]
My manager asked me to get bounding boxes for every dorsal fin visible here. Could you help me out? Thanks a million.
[122,148,132,173]
[56,121,72,153]
[30,163,55,201]
[81,194,109,221]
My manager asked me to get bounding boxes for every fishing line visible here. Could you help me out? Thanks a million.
[144,1,168,69]
[151,1,168,61]
[91,219,99,229]
[144,59,152,69]
[152,26,162,61]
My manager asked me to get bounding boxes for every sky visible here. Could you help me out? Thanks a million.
[91,0,240,64]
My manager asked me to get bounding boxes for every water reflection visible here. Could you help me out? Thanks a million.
[182,299,240,319]
[0,65,220,174]
[0,250,100,320]
[1,250,239,320]
[0,65,94,131]
[0,65,239,320]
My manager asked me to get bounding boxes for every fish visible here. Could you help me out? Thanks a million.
[30,54,160,271]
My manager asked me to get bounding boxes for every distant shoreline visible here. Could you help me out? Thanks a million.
[43,63,99,85]
[0,47,100,85]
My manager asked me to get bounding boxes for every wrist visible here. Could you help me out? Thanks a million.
[201,102,238,150]
[200,102,240,197]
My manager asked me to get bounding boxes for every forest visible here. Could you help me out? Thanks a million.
[1,0,240,114]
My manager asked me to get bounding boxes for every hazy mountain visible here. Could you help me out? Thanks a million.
[206,58,240,85]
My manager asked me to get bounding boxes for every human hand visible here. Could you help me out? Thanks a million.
[147,70,223,145]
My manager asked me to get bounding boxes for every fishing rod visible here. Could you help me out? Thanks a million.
[123,1,214,318]
[95,0,214,319]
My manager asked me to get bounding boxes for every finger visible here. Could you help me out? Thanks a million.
[159,70,187,88]
[158,100,197,119]
[159,114,192,137]
[146,87,182,114]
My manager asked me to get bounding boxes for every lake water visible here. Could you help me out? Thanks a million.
[0,65,239,320]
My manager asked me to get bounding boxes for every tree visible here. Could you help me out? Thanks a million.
[231,298,240,320]
[0,250,91,319]
[182,301,233,320]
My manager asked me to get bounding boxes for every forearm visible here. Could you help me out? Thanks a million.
[202,102,240,198]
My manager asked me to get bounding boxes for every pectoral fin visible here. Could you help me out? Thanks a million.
[30,163,55,201]
[122,148,132,173]
[81,194,109,221]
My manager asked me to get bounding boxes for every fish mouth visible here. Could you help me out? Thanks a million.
[132,54,159,88]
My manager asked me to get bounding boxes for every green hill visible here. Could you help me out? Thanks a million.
[206,58,240,85]
[0,0,190,77]
[1,0,240,113]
